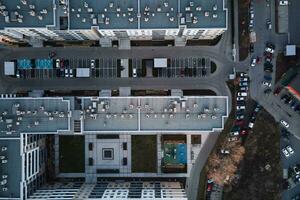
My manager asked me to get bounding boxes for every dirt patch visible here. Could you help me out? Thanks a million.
[223,110,282,200]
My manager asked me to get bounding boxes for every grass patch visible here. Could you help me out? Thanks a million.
[238,0,250,61]
[210,61,217,74]
[131,135,157,173]
[59,135,85,173]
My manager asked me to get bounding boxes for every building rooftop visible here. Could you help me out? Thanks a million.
[0,96,227,135]
[180,0,227,29]
[0,139,21,199]
[0,0,55,29]
[82,96,228,133]
[68,0,227,30]
[69,0,139,30]
[0,97,70,137]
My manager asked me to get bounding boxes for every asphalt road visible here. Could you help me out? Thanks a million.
[249,0,299,136]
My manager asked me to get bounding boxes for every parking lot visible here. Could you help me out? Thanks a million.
[154,57,211,78]
[11,57,213,79]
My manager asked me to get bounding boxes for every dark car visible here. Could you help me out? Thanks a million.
[264,62,273,68]
[266,41,275,49]
[264,75,272,81]
[264,88,272,94]
[250,43,254,53]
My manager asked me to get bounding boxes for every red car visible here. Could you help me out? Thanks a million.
[240,129,248,135]
[273,87,282,96]
[206,183,213,192]
[235,120,244,126]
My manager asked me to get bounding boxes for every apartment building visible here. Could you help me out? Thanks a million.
[0,95,228,200]
[0,0,227,45]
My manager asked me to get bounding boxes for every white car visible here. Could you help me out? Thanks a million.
[132,68,137,78]
[64,69,69,77]
[251,58,256,67]
[56,59,60,68]
[286,145,294,155]
[248,122,254,129]
[240,77,248,82]
[280,120,290,128]
[250,13,254,19]
[237,106,246,110]
[265,47,274,54]
[239,87,248,91]
[279,0,288,6]
[237,97,245,101]
[238,92,247,97]
[282,148,290,158]
[90,59,95,69]
[1,147,7,152]
[69,69,73,78]
[240,73,248,77]
[230,131,239,136]
[262,81,272,87]
[239,82,248,87]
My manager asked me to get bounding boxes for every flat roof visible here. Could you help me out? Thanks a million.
[289,0,300,44]
[69,0,139,30]
[0,98,70,138]
[68,0,227,30]
[0,139,21,199]
[82,96,228,133]
[180,0,227,29]
[0,0,55,29]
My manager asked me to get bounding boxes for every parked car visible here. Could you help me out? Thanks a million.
[251,58,256,67]
[220,149,230,155]
[264,75,272,81]
[248,122,254,129]
[236,114,244,120]
[262,81,272,87]
[264,88,272,94]
[273,87,282,96]
[56,59,60,68]
[250,43,254,53]
[91,59,95,69]
[239,87,248,91]
[279,0,288,6]
[280,120,290,128]
[265,47,274,54]
[132,67,137,78]
[240,77,248,82]
[266,19,272,30]
[282,148,290,158]
[286,145,294,155]
[237,97,245,101]
[230,131,239,137]
[240,72,248,77]
[294,166,300,175]
[238,92,247,97]
[239,82,248,87]
[237,106,246,110]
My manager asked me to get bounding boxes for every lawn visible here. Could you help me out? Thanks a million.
[238,0,250,61]
[131,135,157,173]
[59,135,85,173]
